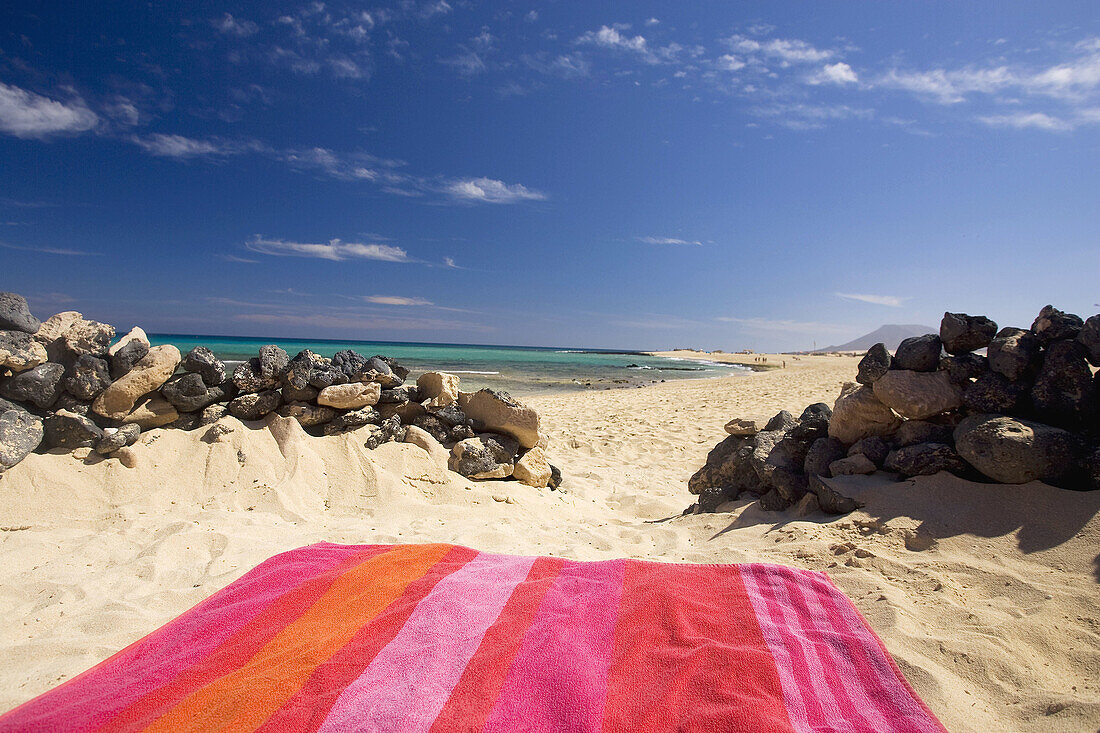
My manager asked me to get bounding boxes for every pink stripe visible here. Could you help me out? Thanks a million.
[739,565,815,732]
[482,558,625,733]
[315,552,536,733]
[0,544,368,733]
[804,571,947,733]
[781,570,891,731]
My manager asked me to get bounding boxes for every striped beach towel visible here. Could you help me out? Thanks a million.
[0,543,945,732]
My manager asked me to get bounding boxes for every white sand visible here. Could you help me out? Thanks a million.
[0,356,1097,731]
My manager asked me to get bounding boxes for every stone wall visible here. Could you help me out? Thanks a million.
[688,306,1100,515]
[0,292,560,489]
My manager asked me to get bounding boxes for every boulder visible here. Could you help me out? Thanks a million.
[64,354,112,401]
[1030,340,1094,429]
[0,292,40,333]
[323,407,381,435]
[987,327,1041,382]
[808,475,861,515]
[893,334,942,372]
[1030,305,1083,346]
[939,353,988,386]
[331,349,369,381]
[282,383,319,403]
[92,345,181,420]
[412,414,451,444]
[458,389,541,449]
[366,415,406,449]
[198,404,229,426]
[94,423,141,455]
[829,454,877,476]
[449,433,518,479]
[872,369,962,420]
[277,401,336,427]
[1087,447,1100,491]
[258,345,289,381]
[800,403,832,423]
[377,387,411,405]
[308,363,347,390]
[227,390,283,421]
[42,409,104,450]
[688,435,759,496]
[450,424,476,442]
[514,447,553,488]
[963,372,1026,415]
[548,464,563,490]
[847,436,891,467]
[856,343,891,385]
[374,355,410,382]
[0,362,65,409]
[52,393,92,417]
[232,358,279,394]
[109,339,150,380]
[181,346,226,386]
[828,383,902,445]
[160,373,233,413]
[763,410,797,432]
[894,420,955,448]
[1077,314,1100,366]
[884,443,969,477]
[695,487,730,514]
[724,418,759,436]
[365,355,402,386]
[317,382,381,409]
[283,350,329,390]
[417,372,461,409]
[120,394,179,429]
[939,312,997,355]
[108,327,150,357]
[61,318,116,359]
[803,436,847,477]
[0,407,43,471]
[954,414,1085,486]
[33,311,82,359]
[0,330,48,372]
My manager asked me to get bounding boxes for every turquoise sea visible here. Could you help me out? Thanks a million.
[146,335,751,397]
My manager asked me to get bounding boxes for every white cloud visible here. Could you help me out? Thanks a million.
[420,1,452,19]
[834,292,906,307]
[0,83,99,139]
[578,26,650,58]
[245,236,411,262]
[645,18,660,27]
[636,236,703,245]
[443,256,459,269]
[444,177,547,203]
[365,295,432,306]
[0,241,100,256]
[525,10,539,22]
[130,134,235,157]
[977,111,1072,130]
[717,55,747,72]
[727,35,834,64]
[214,13,258,37]
[808,62,858,85]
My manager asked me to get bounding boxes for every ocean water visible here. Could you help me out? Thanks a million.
[146,334,751,397]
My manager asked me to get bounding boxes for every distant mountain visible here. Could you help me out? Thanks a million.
[819,324,937,353]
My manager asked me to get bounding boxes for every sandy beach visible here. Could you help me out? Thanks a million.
[0,356,1097,731]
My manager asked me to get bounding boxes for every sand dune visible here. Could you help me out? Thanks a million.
[0,356,1097,731]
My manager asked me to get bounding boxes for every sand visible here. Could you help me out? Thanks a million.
[0,355,1097,731]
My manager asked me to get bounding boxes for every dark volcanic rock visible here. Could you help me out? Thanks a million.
[799,402,832,423]
[940,353,989,386]
[763,410,797,432]
[964,372,1028,415]
[0,292,41,334]
[232,358,278,394]
[808,475,860,515]
[366,415,406,449]
[161,373,233,413]
[893,334,942,372]
[61,319,115,359]
[884,442,969,477]
[0,362,65,409]
[433,403,468,427]
[848,436,891,467]
[688,435,759,495]
[378,387,411,405]
[1030,340,1094,429]
[696,487,730,513]
[109,339,149,380]
[323,407,381,435]
[1031,305,1083,346]
[894,420,955,448]
[283,350,328,390]
[987,328,1041,382]
[450,424,476,441]
[374,355,410,382]
[412,414,451,444]
[332,350,369,381]
[228,390,282,420]
[308,364,347,390]
[94,423,141,455]
[548,464,562,490]
[1088,447,1100,491]
[182,346,226,386]
[1077,314,1100,366]
[0,330,46,371]
[64,355,112,401]
[0,406,43,471]
[768,466,809,502]
[366,355,402,386]
[42,410,104,450]
[940,312,997,355]
[277,402,336,427]
[258,345,289,381]
[954,414,1086,487]
[856,343,892,385]
[758,489,790,512]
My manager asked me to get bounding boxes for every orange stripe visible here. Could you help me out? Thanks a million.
[139,543,454,733]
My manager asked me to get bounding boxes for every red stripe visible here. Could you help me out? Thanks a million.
[601,561,797,733]
[98,545,391,732]
[253,545,478,733]
[426,556,564,733]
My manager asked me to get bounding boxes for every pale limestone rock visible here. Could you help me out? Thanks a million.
[402,425,451,469]
[0,331,48,372]
[93,344,181,419]
[108,326,150,357]
[724,418,759,436]
[458,389,541,449]
[513,447,552,488]
[33,311,82,345]
[872,369,962,421]
[115,446,139,468]
[828,382,902,445]
[317,382,381,409]
[829,454,877,476]
[120,394,179,429]
[416,371,460,408]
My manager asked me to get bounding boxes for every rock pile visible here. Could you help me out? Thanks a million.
[689,306,1099,514]
[0,292,560,489]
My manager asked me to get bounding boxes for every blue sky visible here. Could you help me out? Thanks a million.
[1,1,1097,351]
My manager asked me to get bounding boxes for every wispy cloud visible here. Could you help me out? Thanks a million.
[245,236,411,262]
[214,13,258,37]
[364,295,432,306]
[834,292,907,307]
[636,236,703,246]
[444,177,547,203]
[0,241,100,256]
[578,25,650,56]
[725,35,835,65]
[130,133,252,158]
[217,253,261,264]
[807,62,858,85]
[0,83,99,139]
